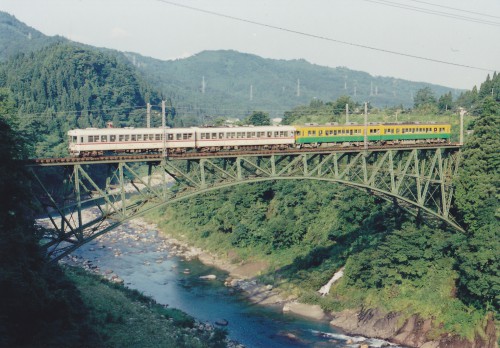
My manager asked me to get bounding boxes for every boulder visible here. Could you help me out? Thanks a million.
[215,319,228,326]
[199,274,217,280]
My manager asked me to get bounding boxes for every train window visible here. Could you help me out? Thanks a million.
[396,129,400,134]
[101,135,107,142]
[125,135,130,141]
[110,135,115,142]
[319,130,323,136]
[131,135,136,141]
[119,135,124,141]
[201,133,206,140]
[269,132,273,137]
[334,130,337,135]
[88,136,94,143]
[80,137,84,143]
[212,133,217,139]
[71,136,77,143]
[349,130,353,135]
[295,131,300,136]
[251,132,256,138]
[275,131,279,137]
[284,131,289,137]
[176,134,181,140]
[137,135,142,141]
[434,128,437,132]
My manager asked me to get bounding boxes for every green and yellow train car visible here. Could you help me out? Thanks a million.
[294,122,451,146]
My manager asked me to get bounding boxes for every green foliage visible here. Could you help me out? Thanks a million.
[245,110,271,125]
[454,96,500,312]
[0,11,65,62]
[1,42,159,157]
[0,115,102,346]
[344,225,460,289]
[414,87,437,109]
[65,267,228,348]
[330,95,358,115]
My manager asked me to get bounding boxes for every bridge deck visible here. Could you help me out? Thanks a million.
[27,143,462,166]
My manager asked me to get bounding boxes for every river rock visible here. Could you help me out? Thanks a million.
[199,274,217,280]
[215,319,228,326]
[282,302,326,320]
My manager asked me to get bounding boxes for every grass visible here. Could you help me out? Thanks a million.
[64,266,228,348]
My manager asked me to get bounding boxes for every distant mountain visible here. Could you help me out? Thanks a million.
[126,50,462,117]
[0,10,463,122]
[0,11,65,61]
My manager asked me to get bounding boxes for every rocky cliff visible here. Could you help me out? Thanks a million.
[329,308,497,348]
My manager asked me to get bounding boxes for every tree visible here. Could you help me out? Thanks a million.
[246,111,271,126]
[413,87,437,108]
[454,96,500,311]
[331,95,356,116]
[438,91,453,112]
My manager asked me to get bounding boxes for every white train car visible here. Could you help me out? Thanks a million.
[68,127,196,156]
[193,125,296,151]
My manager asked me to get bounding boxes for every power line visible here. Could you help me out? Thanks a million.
[402,0,500,20]
[154,0,496,73]
[361,0,500,27]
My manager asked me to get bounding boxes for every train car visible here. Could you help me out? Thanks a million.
[294,122,451,147]
[68,127,196,156]
[193,125,296,151]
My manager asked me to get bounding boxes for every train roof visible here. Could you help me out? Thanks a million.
[294,122,450,127]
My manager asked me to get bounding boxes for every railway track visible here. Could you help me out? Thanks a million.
[28,143,461,165]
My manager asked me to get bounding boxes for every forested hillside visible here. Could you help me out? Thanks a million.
[128,49,458,119]
[0,43,160,157]
[0,12,65,62]
[152,73,499,345]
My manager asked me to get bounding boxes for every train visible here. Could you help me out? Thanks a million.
[68,122,451,157]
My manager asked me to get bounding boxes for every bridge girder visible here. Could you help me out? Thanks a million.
[28,146,462,262]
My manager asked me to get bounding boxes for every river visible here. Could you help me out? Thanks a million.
[59,218,401,348]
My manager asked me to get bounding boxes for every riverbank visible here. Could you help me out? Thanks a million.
[63,266,239,348]
[138,215,498,348]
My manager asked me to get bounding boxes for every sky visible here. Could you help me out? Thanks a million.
[1,0,499,90]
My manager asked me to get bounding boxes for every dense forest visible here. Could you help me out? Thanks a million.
[0,57,228,348]
[152,74,499,343]
[0,43,161,157]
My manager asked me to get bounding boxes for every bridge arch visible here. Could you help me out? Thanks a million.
[29,145,462,261]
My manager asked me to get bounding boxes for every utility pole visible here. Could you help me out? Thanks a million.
[459,108,465,145]
[364,102,368,150]
[146,102,151,128]
[345,103,349,123]
[162,100,166,156]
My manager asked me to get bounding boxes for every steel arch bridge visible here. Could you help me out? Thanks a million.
[28,145,462,262]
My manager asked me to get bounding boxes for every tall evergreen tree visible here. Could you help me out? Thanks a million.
[454,96,500,311]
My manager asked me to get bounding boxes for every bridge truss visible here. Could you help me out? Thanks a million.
[28,145,462,262]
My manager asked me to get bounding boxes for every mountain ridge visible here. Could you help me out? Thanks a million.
[0,10,463,119]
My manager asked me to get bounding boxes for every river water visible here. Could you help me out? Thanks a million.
[61,219,400,348]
